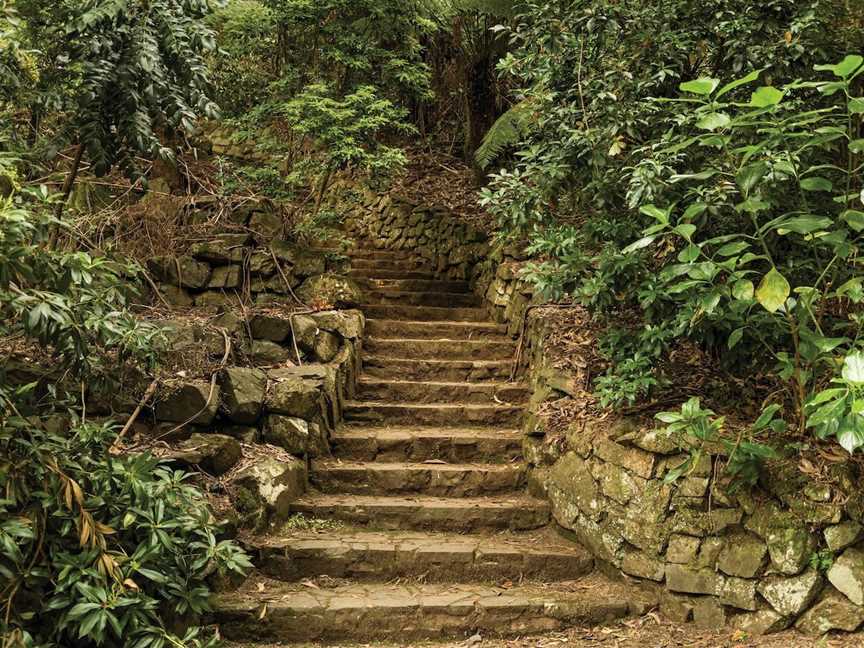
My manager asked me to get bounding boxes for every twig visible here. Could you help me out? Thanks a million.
[110,379,159,454]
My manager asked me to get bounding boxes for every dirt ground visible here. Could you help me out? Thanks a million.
[225,614,864,648]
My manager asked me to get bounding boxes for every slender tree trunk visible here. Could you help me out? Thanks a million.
[48,143,84,248]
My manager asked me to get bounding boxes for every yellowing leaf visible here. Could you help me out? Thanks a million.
[755,268,790,313]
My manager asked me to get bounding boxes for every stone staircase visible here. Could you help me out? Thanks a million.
[215,246,643,643]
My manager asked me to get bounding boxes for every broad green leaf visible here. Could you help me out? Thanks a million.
[716,69,763,99]
[799,177,833,192]
[755,268,790,313]
[640,204,670,223]
[753,404,782,430]
[716,241,749,256]
[696,112,731,131]
[680,78,720,96]
[670,171,719,183]
[622,236,658,254]
[842,210,864,232]
[776,216,833,235]
[749,86,784,108]
[732,279,755,301]
[849,139,864,154]
[683,203,708,221]
[677,244,701,263]
[850,98,864,114]
[674,224,697,240]
[736,162,769,196]
[842,352,864,384]
[728,328,744,350]
[815,55,864,78]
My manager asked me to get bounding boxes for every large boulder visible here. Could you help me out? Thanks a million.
[757,569,823,617]
[249,340,292,365]
[155,380,220,426]
[308,310,365,340]
[717,531,767,578]
[231,456,306,528]
[169,433,241,475]
[796,588,864,635]
[827,547,864,605]
[295,273,362,307]
[219,367,267,424]
[190,234,250,264]
[266,375,323,420]
[250,314,293,342]
[148,256,211,289]
[262,415,326,457]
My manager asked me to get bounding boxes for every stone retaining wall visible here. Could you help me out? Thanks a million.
[344,187,864,637]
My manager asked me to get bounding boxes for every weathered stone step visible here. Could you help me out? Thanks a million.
[347,249,414,261]
[351,258,429,271]
[365,338,515,361]
[310,460,525,496]
[289,493,550,531]
[357,379,529,404]
[349,269,438,280]
[246,529,594,583]
[213,577,634,642]
[358,278,471,293]
[359,304,489,321]
[331,425,523,463]
[367,318,508,340]
[363,290,481,308]
[345,401,523,427]
[363,356,511,381]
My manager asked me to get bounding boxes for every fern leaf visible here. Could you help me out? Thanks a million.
[475,100,532,169]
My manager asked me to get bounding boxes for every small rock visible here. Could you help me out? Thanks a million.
[250,340,292,365]
[795,587,864,635]
[155,380,219,426]
[221,425,258,443]
[293,251,327,278]
[158,284,193,307]
[190,234,249,264]
[250,314,293,343]
[170,433,241,475]
[665,564,718,595]
[825,521,863,552]
[732,607,790,635]
[693,597,726,629]
[621,548,665,581]
[148,255,211,289]
[666,535,701,564]
[827,547,864,605]
[718,576,759,611]
[758,568,823,617]
[219,367,267,424]
[208,265,242,290]
[295,273,362,306]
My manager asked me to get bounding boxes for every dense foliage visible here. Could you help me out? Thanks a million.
[480,0,864,457]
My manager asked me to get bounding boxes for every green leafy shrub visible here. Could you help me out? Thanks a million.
[0,165,250,647]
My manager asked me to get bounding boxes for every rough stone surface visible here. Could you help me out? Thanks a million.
[692,598,726,629]
[250,340,292,365]
[825,521,863,552]
[296,273,362,306]
[796,588,864,635]
[170,433,241,475]
[827,547,864,606]
[665,535,700,564]
[757,569,823,617]
[621,548,665,582]
[232,456,307,526]
[155,380,219,425]
[263,415,325,457]
[266,376,324,420]
[594,438,655,479]
[717,531,767,578]
[732,607,790,635]
[665,565,718,595]
[219,367,266,424]
[766,526,814,575]
[250,314,293,342]
[546,452,602,524]
[718,577,758,611]
[148,255,211,289]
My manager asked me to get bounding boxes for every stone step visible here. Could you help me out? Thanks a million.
[246,529,594,583]
[359,304,489,321]
[367,319,508,340]
[363,290,482,308]
[331,425,523,463]
[351,258,429,271]
[358,278,472,293]
[363,355,512,381]
[357,379,529,404]
[344,401,523,427]
[290,493,550,531]
[365,338,515,361]
[310,460,526,496]
[349,269,438,280]
[348,249,414,261]
[213,577,634,643]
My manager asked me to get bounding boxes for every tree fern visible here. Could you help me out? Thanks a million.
[475,100,532,169]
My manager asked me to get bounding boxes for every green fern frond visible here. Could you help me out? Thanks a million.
[475,100,532,169]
